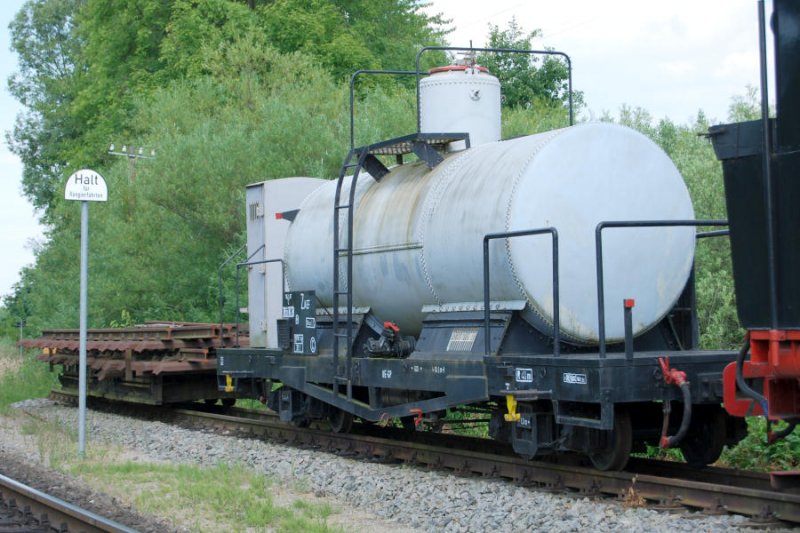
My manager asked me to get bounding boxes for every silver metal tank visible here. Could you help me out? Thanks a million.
[284,122,695,344]
[419,65,501,149]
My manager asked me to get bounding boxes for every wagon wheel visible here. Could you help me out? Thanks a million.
[589,407,632,471]
[329,408,354,433]
[680,405,726,467]
[220,398,236,408]
[400,416,418,431]
[289,416,310,428]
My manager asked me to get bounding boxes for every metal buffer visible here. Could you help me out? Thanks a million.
[331,132,469,398]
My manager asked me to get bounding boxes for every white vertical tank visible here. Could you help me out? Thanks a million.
[419,65,501,149]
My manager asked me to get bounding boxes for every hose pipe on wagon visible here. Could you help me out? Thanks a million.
[658,356,692,448]
[735,333,770,418]
[768,420,798,444]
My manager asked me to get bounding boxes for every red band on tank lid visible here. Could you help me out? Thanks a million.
[428,65,490,74]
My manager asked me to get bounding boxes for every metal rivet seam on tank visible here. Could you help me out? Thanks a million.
[416,147,480,306]
[503,128,566,331]
[417,150,475,305]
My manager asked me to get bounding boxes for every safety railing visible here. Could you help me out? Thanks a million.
[218,242,249,332]
[232,256,285,348]
[594,220,729,357]
[349,69,417,151]
[483,228,559,356]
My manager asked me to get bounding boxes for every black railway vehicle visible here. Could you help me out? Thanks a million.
[210,11,800,471]
[710,0,800,455]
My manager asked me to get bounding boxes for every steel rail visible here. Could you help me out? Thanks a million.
[0,472,139,533]
[44,394,800,525]
[166,406,800,525]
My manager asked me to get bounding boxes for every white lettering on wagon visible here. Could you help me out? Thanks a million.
[563,372,588,385]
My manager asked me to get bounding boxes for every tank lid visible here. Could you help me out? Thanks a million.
[428,64,491,75]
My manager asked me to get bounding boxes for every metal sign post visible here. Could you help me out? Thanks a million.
[65,169,108,458]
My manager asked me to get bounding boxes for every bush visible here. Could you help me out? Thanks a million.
[0,338,58,413]
[721,417,800,471]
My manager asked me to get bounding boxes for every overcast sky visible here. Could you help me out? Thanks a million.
[426,0,767,122]
[0,0,772,299]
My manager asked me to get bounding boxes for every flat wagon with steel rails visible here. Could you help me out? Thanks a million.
[22,322,243,406]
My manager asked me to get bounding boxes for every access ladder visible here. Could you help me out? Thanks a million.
[331,132,470,398]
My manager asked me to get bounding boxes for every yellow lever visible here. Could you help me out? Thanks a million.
[504,394,520,422]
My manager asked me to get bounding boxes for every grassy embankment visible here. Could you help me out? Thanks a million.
[0,338,341,532]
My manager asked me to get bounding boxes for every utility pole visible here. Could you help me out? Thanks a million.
[16,320,24,357]
[108,144,156,182]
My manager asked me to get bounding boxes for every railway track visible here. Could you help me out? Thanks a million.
[175,408,800,525]
[0,472,138,533]
[46,391,800,526]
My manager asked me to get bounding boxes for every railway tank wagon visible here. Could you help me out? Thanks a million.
[218,50,746,470]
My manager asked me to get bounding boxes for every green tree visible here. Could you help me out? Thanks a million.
[7,0,449,220]
[727,85,764,122]
[7,0,173,218]
[257,0,450,79]
[477,17,580,111]
[0,268,34,337]
[6,0,83,215]
[16,36,421,328]
[159,0,256,78]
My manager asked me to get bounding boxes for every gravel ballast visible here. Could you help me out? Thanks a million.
[4,400,794,532]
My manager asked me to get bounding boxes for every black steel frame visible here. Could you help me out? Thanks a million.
[349,70,417,151]
[594,220,729,357]
[233,257,284,348]
[218,242,247,331]
[757,0,779,329]
[483,228,560,356]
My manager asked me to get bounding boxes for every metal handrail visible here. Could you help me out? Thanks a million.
[349,69,417,151]
[415,46,574,128]
[234,257,284,347]
[218,242,249,332]
[483,228,559,356]
[594,219,729,357]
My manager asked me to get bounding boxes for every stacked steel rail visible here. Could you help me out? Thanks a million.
[20,322,246,405]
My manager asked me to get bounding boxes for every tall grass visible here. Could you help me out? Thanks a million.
[0,338,58,413]
[72,461,340,533]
